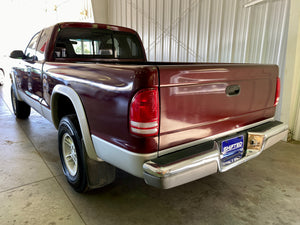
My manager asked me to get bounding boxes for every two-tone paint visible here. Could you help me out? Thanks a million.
[10,22,286,186]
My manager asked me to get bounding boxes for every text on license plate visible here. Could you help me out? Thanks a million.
[221,135,244,165]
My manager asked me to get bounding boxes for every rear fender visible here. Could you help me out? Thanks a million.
[51,85,100,161]
[51,85,117,189]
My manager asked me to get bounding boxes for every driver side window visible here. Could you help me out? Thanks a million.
[24,32,41,61]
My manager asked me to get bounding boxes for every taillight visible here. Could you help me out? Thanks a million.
[130,88,159,137]
[274,77,280,106]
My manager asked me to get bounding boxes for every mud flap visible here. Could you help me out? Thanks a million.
[83,142,116,189]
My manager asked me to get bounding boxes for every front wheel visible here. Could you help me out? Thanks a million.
[11,85,31,119]
[58,115,88,193]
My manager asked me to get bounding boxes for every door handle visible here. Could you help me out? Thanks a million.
[226,85,240,96]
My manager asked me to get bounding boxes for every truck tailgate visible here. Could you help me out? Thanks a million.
[158,64,278,153]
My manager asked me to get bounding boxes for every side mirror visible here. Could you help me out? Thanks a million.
[10,50,24,59]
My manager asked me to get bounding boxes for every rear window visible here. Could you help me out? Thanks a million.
[54,27,144,59]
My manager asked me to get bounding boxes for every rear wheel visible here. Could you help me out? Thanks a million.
[11,85,31,119]
[58,115,88,193]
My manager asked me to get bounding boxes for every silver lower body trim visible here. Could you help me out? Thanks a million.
[143,121,288,189]
[91,135,157,178]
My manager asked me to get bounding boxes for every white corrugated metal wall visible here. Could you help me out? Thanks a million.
[108,0,289,64]
[108,0,290,120]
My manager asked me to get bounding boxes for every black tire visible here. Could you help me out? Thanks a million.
[11,85,31,119]
[58,115,88,193]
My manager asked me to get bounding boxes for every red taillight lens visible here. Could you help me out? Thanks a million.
[274,77,280,106]
[130,88,159,136]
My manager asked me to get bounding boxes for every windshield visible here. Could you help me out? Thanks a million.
[55,27,144,60]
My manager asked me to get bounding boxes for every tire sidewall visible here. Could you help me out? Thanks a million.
[11,86,17,115]
[10,85,31,119]
[58,115,87,192]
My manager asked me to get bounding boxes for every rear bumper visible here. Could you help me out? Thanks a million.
[143,121,288,189]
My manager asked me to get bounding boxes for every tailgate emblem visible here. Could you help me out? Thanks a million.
[226,85,240,96]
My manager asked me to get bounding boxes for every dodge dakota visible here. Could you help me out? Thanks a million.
[9,22,288,192]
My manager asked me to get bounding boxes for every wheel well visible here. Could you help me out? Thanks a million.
[52,93,76,128]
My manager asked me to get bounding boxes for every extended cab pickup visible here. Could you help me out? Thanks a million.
[9,22,288,192]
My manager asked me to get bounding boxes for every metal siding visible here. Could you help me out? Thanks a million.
[198,0,211,62]
[170,0,181,62]
[131,0,137,31]
[162,0,172,61]
[156,0,164,61]
[142,0,149,55]
[219,0,236,63]
[178,0,190,62]
[149,0,156,60]
[109,0,289,62]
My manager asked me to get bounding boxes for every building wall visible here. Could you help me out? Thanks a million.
[107,0,289,63]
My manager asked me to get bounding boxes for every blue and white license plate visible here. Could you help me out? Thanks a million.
[221,135,244,166]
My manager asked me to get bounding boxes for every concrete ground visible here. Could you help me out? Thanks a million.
[0,80,300,225]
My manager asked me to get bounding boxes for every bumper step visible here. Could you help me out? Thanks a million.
[143,121,288,189]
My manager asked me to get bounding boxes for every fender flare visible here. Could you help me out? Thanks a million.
[51,85,101,161]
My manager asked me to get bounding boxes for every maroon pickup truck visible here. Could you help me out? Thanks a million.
[9,22,288,192]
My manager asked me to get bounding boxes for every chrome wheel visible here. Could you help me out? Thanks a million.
[62,133,78,177]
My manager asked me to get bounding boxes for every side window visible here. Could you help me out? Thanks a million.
[36,28,52,61]
[24,32,41,61]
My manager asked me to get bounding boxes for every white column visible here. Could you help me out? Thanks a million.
[292,19,300,141]
[281,0,300,141]
[91,0,108,23]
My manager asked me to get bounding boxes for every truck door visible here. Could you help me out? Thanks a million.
[23,31,43,113]
[15,32,40,93]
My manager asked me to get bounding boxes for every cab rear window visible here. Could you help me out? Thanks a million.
[55,27,144,59]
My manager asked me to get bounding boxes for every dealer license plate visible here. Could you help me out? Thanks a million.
[221,135,244,166]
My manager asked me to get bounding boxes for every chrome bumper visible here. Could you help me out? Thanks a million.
[143,121,288,189]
